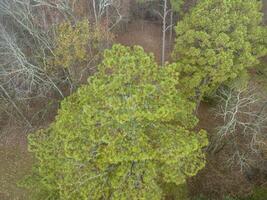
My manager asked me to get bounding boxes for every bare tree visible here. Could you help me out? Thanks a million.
[0,0,74,126]
[154,0,173,65]
[208,86,267,173]
[161,0,168,66]
[169,10,173,44]
[91,0,123,31]
[92,0,112,24]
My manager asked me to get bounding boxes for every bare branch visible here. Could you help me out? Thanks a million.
[208,86,267,172]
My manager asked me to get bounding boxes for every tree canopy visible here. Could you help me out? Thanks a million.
[26,44,208,200]
[172,0,267,99]
[170,0,185,12]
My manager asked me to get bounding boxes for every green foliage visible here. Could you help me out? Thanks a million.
[170,0,185,12]
[51,19,90,69]
[163,183,189,200]
[48,19,113,70]
[46,19,114,83]
[26,44,208,199]
[243,187,267,200]
[255,58,267,89]
[172,0,267,99]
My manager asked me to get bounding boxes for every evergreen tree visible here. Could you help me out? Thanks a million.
[172,0,267,100]
[170,0,185,13]
[26,44,208,199]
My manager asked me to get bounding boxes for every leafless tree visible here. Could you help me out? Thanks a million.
[0,0,74,126]
[91,0,123,31]
[92,0,113,24]
[208,86,267,173]
[155,0,173,65]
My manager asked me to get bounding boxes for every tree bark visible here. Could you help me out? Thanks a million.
[161,0,167,66]
[92,0,98,24]
[169,10,173,45]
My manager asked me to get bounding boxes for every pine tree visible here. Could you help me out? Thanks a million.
[170,0,185,13]
[26,44,208,199]
[172,0,267,100]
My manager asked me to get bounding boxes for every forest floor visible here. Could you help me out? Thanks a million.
[189,103,254,199]
[115,20,173,64]
[0,125,32,200]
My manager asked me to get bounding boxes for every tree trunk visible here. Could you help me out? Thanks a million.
[169,10,173,45]
[161,0,167,66]
[92,0,98,24]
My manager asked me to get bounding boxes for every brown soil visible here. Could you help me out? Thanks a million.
[189,101,258,199]
[0,97,59,199]
[0,124,33,200]
[115,20,172,63]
